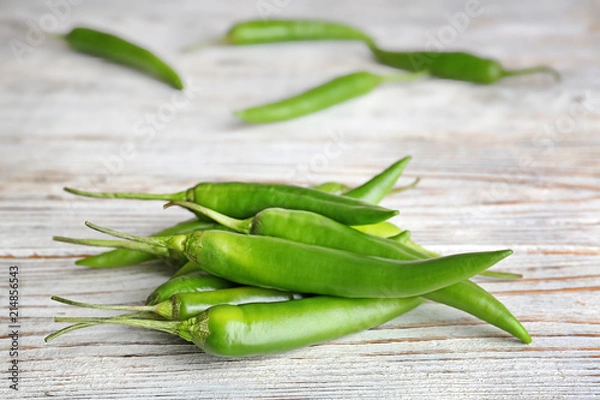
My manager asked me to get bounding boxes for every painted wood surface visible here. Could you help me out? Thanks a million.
[1,0,599,398]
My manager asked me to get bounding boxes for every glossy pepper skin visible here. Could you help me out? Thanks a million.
[145,271,237,305]
[182,230,511,298]
[424,280,530,342]
[344,156,412,204]
[225,19,375,46]
[196,296,423,357]
[234,71,424,123]
[170,287,303,320]
[169,202,424,261]
[185,182,398,225]
[65,27,183,89]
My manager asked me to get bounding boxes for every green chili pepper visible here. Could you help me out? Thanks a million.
[65,27,184,90]
[225,19,375,46]
[183,19,375,52]
[234,71,425,123]
[165,202,424,261]
[371,48,560,85]
[76,219,217,268]
[424,280,529,339]
[52,286,304,321]
[164,202,530,343]
[145,271,237,305]
[387,232,528,341]
[63,182,398,226]
[49,296,424,357]
[344,156,413,204]
[54,224,512,299]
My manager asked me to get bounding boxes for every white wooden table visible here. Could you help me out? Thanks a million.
[1,0,599,398]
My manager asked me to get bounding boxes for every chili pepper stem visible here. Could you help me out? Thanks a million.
[49,32,67,40]
[45,323,95,342]
[51,314,209,345]
[53,315,186,339]
[164,201,252,233]
[64,186,187,201]
[84,221,187,252]
[380,70,428,83]
[53,236,171,257]
[180,36,228,53]
[479,270,523,280]
[502,66,560,81]
[389,177,420,194]
[50,295,175,319]
[45,312,160,342]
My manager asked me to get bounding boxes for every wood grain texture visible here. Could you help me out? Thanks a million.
[1,0,599,398]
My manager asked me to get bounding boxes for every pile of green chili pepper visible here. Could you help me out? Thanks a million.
[48,157,531,358]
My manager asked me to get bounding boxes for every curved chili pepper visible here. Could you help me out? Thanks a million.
[344,156,412,204]
[234,71,425,123]
[65,27,184,89]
